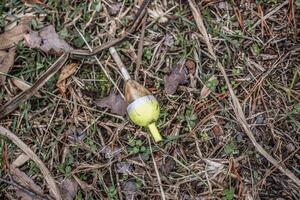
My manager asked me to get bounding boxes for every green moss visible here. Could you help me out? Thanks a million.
[78,67,112,97]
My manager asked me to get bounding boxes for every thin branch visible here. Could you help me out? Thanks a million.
[188,0,300,187]
[0,126,62,200]
[0,53,69,119]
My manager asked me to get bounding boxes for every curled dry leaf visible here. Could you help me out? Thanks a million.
[200,75,217,99]
[24,25,73,54]
[164,63,188,95]
[0,48,16,85]
[0,22,30,50]
[95,93,126,116]
[56,63,78,95]
[9,166,44,200]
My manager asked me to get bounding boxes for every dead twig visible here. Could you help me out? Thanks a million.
[252,0,289,29]
[71,0,150,56]
[188,0,300,187]
[147,135,166,200]
[0,53,69,119]
[0,126,62,200]
[135,15,147,80]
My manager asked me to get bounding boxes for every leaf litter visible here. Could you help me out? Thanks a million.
[95,92,127,116]
[200,75,217,99]
[1,0,300,199]
[11,78,42,97]
[107,2,123,16]
[24,25,73,54]
[122,180,137,200]
[0,19,31,50]
[56,63,78,95]
[9,166,45,200]
[56,178,78,200]
[0,48,16,85]
[164,62,188,95]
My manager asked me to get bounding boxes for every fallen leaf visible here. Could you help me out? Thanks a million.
[9,166,44,200]
[164,63,188,95]
[200,75,217,99]
[24,25,73,54]
[160,156,176,175]
[67,127,86,144]
[24,31,41,48]
[286,143,296,153]
[107,2,122,16]
[185,60,196,75]
[116,162,133,174]
[39,26,73,53]
[56,63,78,95]
[0,23,30,50]
[211,116,224,137]
[100,146,122,159]
[163,34,175,47]
[95,93,126,116]
[11,77,42,97]
[58,178,78,200]
[0,48,16,85]
[204,159,224,177]
[122,180,137,200]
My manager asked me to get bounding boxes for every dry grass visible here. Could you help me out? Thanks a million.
[0,0,300,199]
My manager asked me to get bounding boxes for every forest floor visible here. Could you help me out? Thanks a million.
[0,0,300,199]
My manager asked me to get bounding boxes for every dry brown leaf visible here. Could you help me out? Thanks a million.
[160,156,176,175]
[24,25,73,54]
[95,93,126,116]
[0,23,30,50]
[10,166,44,200]
[204,159,224,176]
[11,78,42,97]
[24,31,41,48]
[185,60,196,74]
[0,48,16,85]
[122,180,137,200]
[164,63,188,95]
[211,115,224,137]
[200,75,217,99]
[56,63,78,95]
[107,2,122,16]
[116,162,133,174]
[56,178,78,200]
